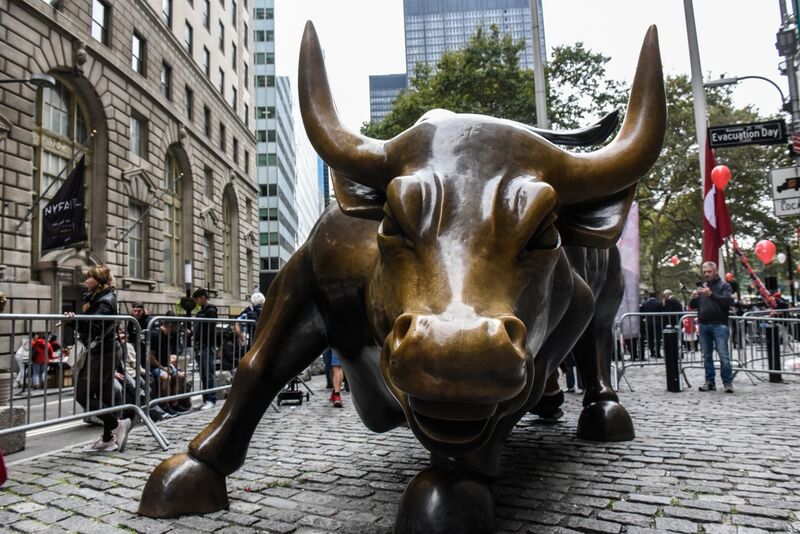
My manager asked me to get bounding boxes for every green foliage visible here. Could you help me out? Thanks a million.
[361,25,621,139]
[639,74,793,294]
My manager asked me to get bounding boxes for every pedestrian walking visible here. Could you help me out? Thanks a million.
[192,288,218,411]
[639,291,664,358]
[64,265,133,452]
[689,261,735,393]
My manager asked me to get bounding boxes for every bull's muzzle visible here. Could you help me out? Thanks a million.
[383,313,533,451]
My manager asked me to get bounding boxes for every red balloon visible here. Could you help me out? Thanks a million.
[725,272,734,282]
[670,255,680,266]
[755,240,777,264]
[711,165,732,190]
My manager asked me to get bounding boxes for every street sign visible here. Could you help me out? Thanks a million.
[770,166,800,201]
[771,166,800,217]
[708,120,786,148]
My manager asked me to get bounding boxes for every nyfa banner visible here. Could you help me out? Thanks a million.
[41,156,87,252]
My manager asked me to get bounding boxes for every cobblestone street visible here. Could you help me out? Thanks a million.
[1,365,799,533]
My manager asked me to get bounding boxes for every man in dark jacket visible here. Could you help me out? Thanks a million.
[662,289,684,327]
[193,288,218,410]
[639,292,664,358]
[689,261,735,393]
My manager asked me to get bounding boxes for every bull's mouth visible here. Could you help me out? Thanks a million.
[408,397,496,444]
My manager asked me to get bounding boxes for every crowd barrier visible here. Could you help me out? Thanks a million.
[0,312,260,450]
[613,309,800,390]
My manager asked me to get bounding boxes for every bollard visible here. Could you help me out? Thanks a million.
[662,326,681,392]
[764,323,782,383]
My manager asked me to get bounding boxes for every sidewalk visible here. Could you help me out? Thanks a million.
[1,365,799,533]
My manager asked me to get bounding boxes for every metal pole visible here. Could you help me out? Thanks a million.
[530,0,548,128]
[683,0,709,200]
[787,245,796,303]
[778,0,800,166]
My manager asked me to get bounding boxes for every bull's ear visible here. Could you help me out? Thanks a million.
[331,169,386,220]
[556,184,636,248]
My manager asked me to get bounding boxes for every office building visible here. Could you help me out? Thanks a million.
[0,0,259,343]
[369,73,408,123]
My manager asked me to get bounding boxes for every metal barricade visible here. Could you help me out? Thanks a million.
[730,314,800,381]
[613,311,689,390]
[141,315,267,442]
[0,313,168,449]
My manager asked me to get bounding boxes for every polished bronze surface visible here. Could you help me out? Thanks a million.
[139,21,666,531]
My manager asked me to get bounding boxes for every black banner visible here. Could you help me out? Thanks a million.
[41,156,87,252]
[708,120,786,149]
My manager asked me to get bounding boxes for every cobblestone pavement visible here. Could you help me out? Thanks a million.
[1,364,799,533]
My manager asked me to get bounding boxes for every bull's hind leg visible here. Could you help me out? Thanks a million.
[574,249,634,441]
[139,252,327,518]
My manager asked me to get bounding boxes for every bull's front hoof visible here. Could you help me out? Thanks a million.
[577,400,634,441]
[138,452,229,518]
[395,466,495,534]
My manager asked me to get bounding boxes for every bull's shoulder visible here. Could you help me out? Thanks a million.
[305,203,379,284]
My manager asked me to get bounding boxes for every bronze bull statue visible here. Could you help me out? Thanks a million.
[139,22,666,533]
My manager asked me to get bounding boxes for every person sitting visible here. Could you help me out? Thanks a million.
[149,315,188,416]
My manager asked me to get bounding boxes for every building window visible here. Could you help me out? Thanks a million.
[253,53,274,66]
[233,138,239,164]
[160,62,172,100]
[254,7,273,19]
[222,193,234,292]
[128,201,146,278]
[163,153,183,286]
[129,114,147,157]
[244,150,249,174]
[204,232,215,288]
[202,46,210,77]
[203,105,211,137]
[185,86,194,121]
[243,22,248,49]
[202,0,210,29]
[243,63,248,89]
[267,129,275,142]
[218,67,225,94]
[256,130,265,142]
[184,21,193,54]
[204,166,213,197]
[231,0,237,25]
[161,0,172,28]
[218,20,225,52]
[131,32,146,75]
[257,154,267,166]
[244,102,249,127]
[231,43,237,70]
[268,153,276,165]
[91,0,110,45]
[219,122,226,151]
[231,86,237,109]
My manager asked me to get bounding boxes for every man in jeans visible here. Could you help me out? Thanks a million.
[192,288,218,410]
[689,261,735,393]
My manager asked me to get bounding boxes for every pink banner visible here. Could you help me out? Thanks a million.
[615,202,640,338]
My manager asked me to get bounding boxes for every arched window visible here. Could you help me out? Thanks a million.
[222,192,233,292]
[163,152,183,286]
[32,78,91,266]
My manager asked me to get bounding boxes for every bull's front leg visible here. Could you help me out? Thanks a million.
[574,249,634,442]
[138,251,327,518]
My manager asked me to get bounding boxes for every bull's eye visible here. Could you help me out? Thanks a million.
[520,224,560,260]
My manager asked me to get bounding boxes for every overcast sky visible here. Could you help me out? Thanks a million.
[275,1,786,131]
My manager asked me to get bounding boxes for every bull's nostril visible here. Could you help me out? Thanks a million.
[502,317,528,353]
[393,314,414,344]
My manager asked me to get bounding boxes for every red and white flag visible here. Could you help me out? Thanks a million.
[703,137,733,264]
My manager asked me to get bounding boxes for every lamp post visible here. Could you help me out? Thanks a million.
[703,75,789,113]
[180,261,194,318]
[0,73,56,88]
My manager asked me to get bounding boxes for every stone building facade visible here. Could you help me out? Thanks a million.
[0,0,259,338]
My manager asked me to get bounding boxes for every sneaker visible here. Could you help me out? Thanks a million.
[86,436,118,452]
[172,404,190,414]
[200,400,216,411]
[163,405,178,416]
[331,392,343,408]
[115,418,132,452]
[723,383,734,393]
[699,381,716,392]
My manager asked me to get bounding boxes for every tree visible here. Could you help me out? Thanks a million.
[361,26,624,139]
[637,74,794,298]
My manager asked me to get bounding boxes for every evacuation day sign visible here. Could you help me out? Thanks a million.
[707,120,786,149]
[41,156,87,252]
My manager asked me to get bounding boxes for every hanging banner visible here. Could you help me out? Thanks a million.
[41,156,87,252]
[615,202,640,340]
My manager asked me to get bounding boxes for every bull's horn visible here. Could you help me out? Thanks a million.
[299,21,387,190]
[550,26,666,206]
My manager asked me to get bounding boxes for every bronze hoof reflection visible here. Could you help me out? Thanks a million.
[139,21,666,532]
[138,453,229,518]
[395,466,495,534]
